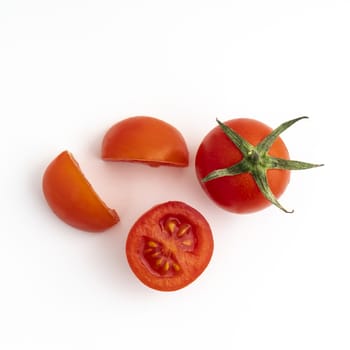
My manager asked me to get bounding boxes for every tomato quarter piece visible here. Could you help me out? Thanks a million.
[101,116,189,167]
[126,201,214,291]
[42,150,120,232]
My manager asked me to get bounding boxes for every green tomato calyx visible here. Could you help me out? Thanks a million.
[201,116,324,213]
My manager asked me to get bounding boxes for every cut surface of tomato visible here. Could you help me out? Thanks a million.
[126,201,214,291]
[101,116,189,167]
[42,150,119,232]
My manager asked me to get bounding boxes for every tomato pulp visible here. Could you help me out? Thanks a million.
[126,201,214,291]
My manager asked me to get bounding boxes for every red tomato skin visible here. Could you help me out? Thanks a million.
[101,116,189,167]
[195,118,291,213]
[126,201,214,291]
[42,151,119,232]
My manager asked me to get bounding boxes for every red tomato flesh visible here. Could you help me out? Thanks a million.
[126,201,214,291]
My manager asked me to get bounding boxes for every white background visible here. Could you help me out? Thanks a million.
[0,1,349,349]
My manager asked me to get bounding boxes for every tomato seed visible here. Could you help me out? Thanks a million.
[172,263,181,272]
[177,224,191,237]
[147,241,158,248]
[163,261,170,272]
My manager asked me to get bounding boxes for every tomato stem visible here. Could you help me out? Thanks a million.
[252,169,294,213]
[256,116,308,153]
[202,117,324,213]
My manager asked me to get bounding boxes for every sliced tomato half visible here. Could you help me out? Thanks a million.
[126,201,214,291]
[101,116,189,167]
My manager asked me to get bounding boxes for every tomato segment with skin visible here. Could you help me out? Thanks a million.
[42,150,119,232]
[126,201,214,291]
[101,116,189,167]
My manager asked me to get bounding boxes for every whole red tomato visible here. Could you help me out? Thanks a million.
[195,117,323,214]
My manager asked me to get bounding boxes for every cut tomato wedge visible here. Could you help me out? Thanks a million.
[42,150,119,232]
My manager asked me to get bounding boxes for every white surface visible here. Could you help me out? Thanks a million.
[0,1,348,349]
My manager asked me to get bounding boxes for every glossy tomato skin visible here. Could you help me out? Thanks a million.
[42,150,119,232]
[101,116,189,167]
[126,201,214,291]
[195,118,291,213]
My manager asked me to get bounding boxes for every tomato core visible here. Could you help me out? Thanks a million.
[142,215,197,277]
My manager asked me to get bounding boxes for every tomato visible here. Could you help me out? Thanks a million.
[101,116,189,167]
[195,117,323,214]
[42,150,119,232]
[126,201,214,291]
